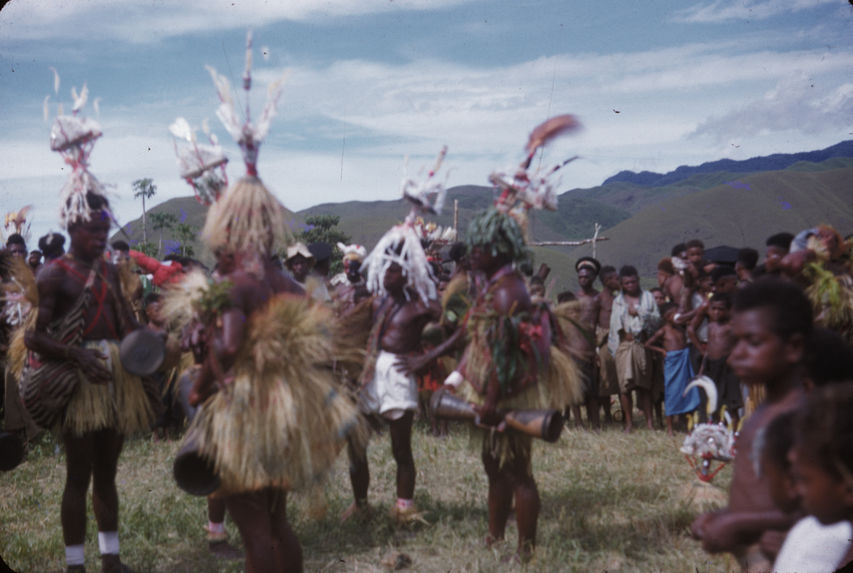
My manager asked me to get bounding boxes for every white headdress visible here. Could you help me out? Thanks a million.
[169,117,229,206]
[363,146,449,302]
[46,71,112,229]
[200,31,291,257]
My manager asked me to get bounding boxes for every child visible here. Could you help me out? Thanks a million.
[645,303,699,435]
[691,292,743,429]
[691,279,812,571]
[790,383,853,568]
[763,410,853,573]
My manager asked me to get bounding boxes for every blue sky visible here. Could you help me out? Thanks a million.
[1,0,851,245]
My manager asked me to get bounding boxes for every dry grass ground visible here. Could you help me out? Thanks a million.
[0,419,735,572]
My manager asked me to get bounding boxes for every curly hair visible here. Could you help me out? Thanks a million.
[794,381,853,483]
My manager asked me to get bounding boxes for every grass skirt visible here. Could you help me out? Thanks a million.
[188,294,366,495]
[63,340,154,436]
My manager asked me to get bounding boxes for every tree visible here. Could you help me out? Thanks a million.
[150,212,178,257]
[298,214,351,274]
[132,178,157,243]
[173,222,199,258]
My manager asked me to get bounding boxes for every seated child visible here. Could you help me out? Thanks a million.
[691,279,812,571]
[645,302,699,435]
[790,382,853,572]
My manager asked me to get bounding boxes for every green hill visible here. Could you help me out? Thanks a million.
[114,156,853,292]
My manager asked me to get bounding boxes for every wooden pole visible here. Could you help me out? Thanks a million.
[453,199,459,236]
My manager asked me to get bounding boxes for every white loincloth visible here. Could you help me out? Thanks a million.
[362,350,417,420]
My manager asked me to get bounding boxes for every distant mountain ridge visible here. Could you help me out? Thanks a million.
[603,140,853,187]
[116,140,853,290]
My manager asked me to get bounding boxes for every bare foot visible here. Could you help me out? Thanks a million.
[340,501,370,523]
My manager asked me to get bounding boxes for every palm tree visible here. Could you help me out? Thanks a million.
[132,178,157,243]
[150,212,178,257]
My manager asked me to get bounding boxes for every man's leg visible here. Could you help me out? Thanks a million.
[619,390,634,433]
[638,388,653,430]
[91,429,126,573]
[62,432,95,571]
[510,455,539,559]
[482,450,513,544]
[226,491,278,573]
[389,410,415,504]
[341,434,370,521]
[267,488,302,573]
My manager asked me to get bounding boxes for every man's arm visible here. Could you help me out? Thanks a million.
[24,265,111,384]
[687,302,708,351]
[644,327,667,356]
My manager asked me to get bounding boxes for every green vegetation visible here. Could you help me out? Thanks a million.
[1,422,731,572]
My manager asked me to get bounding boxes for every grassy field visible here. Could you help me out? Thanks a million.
[1,417,735,572]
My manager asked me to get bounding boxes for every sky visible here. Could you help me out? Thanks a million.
[1,0,852,246]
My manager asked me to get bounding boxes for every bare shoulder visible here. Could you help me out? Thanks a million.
[491,274,530,315]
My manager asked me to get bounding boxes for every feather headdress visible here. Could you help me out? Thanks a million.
[205,30,286,177]
[363,147,449,302]
[467,115,581,261]
[169,117,229,206]
[200,31,291,258]
[46,71,112,229]
[337,242,367,263]
[489,114,580,216]
[3,206,33,244]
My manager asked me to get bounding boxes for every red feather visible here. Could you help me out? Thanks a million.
[524,114,581,157]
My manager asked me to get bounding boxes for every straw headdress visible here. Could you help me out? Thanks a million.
[199,31,291,257]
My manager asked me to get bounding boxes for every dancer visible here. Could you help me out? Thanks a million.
[171,33,362,572]
[343,148,447,523]
[24,76,153,573]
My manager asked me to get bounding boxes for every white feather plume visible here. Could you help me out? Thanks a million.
[92,97,101,118]
[50,66,60,94]
[169,117,194,142]
[43,96,50,123]
[71,83,88,113]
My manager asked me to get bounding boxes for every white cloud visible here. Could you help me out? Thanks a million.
[673,0,839,24]
[0,0,475,43]
[691,73,853,141]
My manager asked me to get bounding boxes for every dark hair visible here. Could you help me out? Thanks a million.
[711,265,736,284]
[143,292,161,308]
[556,290,576,303]
[737,247,759,270]
[794,381,853,481]
[600,265,616,277]
[650,286,663,294]
[660,302,677,318]
[618,265,638,278]
[67,192,111,231]
[111,240,130,252]
[575,256,601,275]
[671,243,686,257]
[448,241,467,263]
[766,232,794,250]
[686,239,705,251]
[657,257,675,275]
[733,278,813,341]
[805,328,853,388]
[308,242,332,263]
[709,291,732,308]
[38,233,66,259]
[761,410,796,473]
[5,233,25,248]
